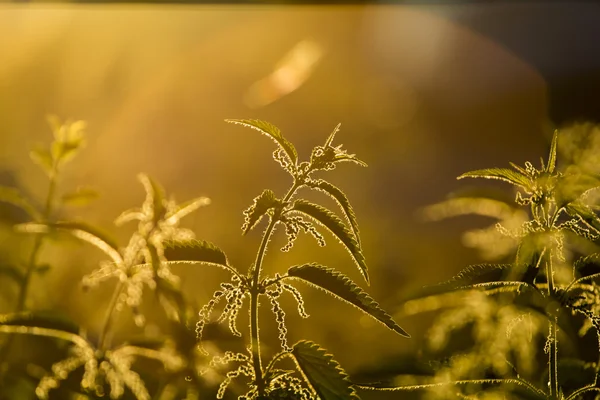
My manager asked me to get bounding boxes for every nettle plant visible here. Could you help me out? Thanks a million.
[0,118,410,400]
[387,128,600,399]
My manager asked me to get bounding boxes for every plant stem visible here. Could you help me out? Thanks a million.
[545,254,559,398]
[0,166,58,373]
[98,281,124,351]
[249,182,298,396]
[17,169,57,312]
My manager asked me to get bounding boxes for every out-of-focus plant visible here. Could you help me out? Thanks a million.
[0,117,211,399]
[356,124,600,399]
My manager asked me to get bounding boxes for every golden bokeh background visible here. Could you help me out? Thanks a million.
[2,4,596,396]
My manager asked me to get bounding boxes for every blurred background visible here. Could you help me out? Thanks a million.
[1,2,600,396]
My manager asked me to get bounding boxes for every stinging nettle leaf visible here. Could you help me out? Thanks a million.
[242,189,282,235]
[435,264,512,289]
[0,186,42,221]
[307,179,361,246]
[287,264,409,337]
[226,119,298,165]
[288,200,369,283]
[291,340,359,400]
[164,239,229,267]
[458,168,531,189]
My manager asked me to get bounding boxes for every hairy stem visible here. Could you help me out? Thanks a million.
[249,182,298,395]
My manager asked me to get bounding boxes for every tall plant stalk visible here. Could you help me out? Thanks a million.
[249,183,298,396]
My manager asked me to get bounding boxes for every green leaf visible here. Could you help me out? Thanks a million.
[0,265,25,285]
[15,221,121,263]
[291,340,359,400]
[61,187,99,207]
[226,119,298,165]
[242,189,282,235]
[287,264,409,337]
[307,179,361,246]
[164,239,229,266]
[547,129,558,173]
[0,310,80,335]
[457,168,532,189]
[288,200,368,283]
[0,186,41,221]
[29,147,54,177]
[435,264,512,289]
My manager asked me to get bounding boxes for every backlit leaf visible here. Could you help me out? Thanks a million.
[226,119,298,165]
[458,168,531,189]
[307,179,361,245]
[288,200,368,283]
[291,340,359,400]
[164,239,228,265]
[287,264,409,337]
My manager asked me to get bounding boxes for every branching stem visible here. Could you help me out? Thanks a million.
[249,181,299,396]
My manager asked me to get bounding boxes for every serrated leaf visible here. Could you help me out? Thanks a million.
[0,310,80,335]
[287,264,409,337]
[226,119,298,165]
[435,264,512,289]
[307,179,361,246]
[288,200,368,283]
[61,187,99,207]
[264,369,296,387]
[547,130,558,173]
[16,221,121,263]
[164,239,229,266]
[242,189,281,235]
[291,340,359,400]
[0,186,41,221]
[458,168,532,189]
